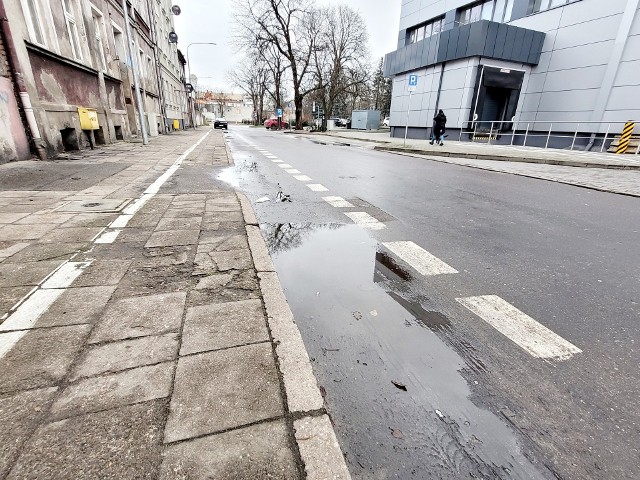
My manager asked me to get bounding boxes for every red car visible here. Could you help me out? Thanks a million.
[264,118,289,130]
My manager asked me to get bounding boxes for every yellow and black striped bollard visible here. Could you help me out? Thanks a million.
[616,121,635,154]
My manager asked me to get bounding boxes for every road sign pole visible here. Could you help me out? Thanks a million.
[404,91,412,147]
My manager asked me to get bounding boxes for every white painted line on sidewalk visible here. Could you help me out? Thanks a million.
[94,229,122,244]
[293,175,312,182]
[307,184,329,192]
[0,331,25,359]
[344,212,386,230]
[97,131,211,244]
[40,261,93,289]
[278,164,293,169]
[382,241,458,276]
[456,295,582,360]
[323,196,354,208]
[0,289,63,332]
[285,169,301,174]
[0,260,92,353]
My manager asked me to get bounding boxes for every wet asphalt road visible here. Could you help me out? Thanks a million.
[220,125,640,479]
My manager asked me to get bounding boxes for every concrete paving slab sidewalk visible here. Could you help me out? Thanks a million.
[289,130,640,197]
[0,129,350,479]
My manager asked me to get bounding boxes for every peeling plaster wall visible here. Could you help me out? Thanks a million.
[0,77,31,162]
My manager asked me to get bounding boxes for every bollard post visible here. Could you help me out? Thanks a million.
[616,121,635,154]
[545,124,553,149]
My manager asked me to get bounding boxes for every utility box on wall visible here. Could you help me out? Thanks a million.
[78,108,99,130]
[351,110,381,130]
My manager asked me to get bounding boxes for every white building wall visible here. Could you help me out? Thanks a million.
[393,0,640,134]
[509,0,639,131]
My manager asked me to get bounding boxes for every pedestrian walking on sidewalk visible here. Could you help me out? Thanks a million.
[430,109,447,146]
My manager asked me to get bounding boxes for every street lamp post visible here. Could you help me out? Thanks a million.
[186,42,216,129]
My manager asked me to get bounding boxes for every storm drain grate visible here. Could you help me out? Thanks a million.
[55,198,132,213]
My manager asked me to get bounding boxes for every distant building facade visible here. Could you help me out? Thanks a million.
[0,0,188,163]
[198,92,254,123]
[385,0,640,148]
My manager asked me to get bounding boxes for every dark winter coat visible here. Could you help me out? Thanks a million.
[433,112,447,129]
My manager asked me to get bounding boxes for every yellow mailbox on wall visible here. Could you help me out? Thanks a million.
[78,108,99,130]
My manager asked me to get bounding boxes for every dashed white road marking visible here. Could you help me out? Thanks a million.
[285,169,301,174]
[306,184,329,192]
[382,241,458,276]
[293,175,312,182]
[278,164,293,169]
[344,212,386,230]
[323,196,354,208]
[456,295,582,360]
[272,160,284,163]
[265,154,278,159]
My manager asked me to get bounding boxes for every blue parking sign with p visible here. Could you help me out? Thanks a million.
[276,108,283,117]
[408,74,418,92]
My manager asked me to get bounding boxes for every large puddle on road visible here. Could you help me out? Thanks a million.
[265,223,551,479]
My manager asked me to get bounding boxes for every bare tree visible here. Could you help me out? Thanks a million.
[235,0,321,129]
[228,55,268,124]
[312,5,370,128]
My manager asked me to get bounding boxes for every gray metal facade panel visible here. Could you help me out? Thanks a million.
[383,21,544,75]
[398,29,407,47]
[437,29,451,63]
[528,32,545,64]
[510,0,530,21]
[456,24,471,58]
[502,27,517,59]
[484,22,500,57]
[467,21,488,57]
[512,28,526,60]
[493,24,509,58]
[446,28,460,60]
[520,30,535,62]
[443,9,457,31]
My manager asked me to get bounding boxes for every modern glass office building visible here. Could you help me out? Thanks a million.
[384,0,640,148]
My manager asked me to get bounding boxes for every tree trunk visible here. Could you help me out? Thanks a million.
[295,93,303,130]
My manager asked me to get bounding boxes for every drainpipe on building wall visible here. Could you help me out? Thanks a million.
[145,0,168,134]
[122,0,148,145]
[0,0,47,160]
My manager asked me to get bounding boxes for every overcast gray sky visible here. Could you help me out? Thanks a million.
[173,0,401,92]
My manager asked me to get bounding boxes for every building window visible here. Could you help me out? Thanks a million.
[92,7,107,71]
[112,23,125,62]
[62,0,82,60]
[407,16,444,45]
[458,0,515,25]
[22,0,46,46]
[528,0,571,14]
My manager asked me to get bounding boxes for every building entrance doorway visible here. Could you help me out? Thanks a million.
[471,66,525,132]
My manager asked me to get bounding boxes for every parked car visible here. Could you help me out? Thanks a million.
[383,117,390,127]
[264,118,289,129]
[214,118,228,129]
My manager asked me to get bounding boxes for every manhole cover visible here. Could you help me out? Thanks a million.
[55,199,132,213]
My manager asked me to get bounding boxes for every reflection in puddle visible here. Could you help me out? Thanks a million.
[267,223,549,479]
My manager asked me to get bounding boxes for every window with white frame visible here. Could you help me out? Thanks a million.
[22,0,46,46]
[91,7,107,71]
[528,0,571,14]
[62,0,82,61]
[457,0,515,26]
[407,16,444,45]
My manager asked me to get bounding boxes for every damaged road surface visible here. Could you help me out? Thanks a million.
[223,126,640,479]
